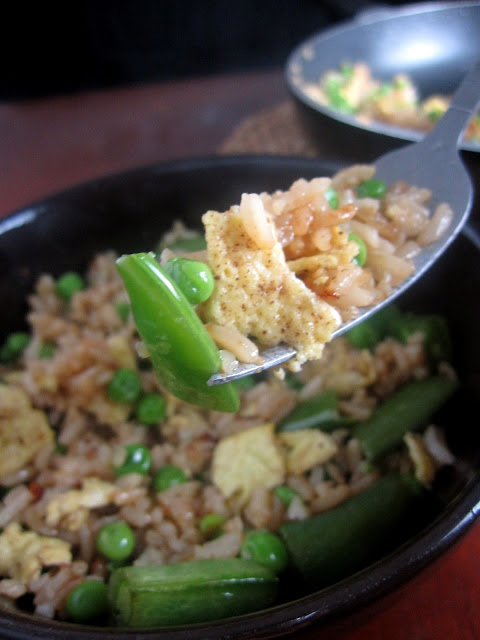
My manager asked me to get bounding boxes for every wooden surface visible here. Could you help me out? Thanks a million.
[0,68,479,639]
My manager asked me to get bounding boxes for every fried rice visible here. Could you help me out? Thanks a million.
[0,167,456,624]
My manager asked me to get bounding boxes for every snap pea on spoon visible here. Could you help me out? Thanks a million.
[118,62,479,400]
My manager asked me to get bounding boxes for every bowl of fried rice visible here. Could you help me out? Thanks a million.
[286,1,480,165]
[0,155,479,639]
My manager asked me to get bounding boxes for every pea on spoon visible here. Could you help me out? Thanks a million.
[208,60,480,386]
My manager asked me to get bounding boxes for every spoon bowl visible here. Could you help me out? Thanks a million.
[208,61,480,385]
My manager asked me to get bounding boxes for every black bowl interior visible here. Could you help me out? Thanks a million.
[286,1,480,162]
[0,155,479,640]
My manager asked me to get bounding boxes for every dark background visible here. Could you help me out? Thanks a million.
[1,0,425,100]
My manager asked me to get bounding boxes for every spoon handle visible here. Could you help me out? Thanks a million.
[423,59,480,150]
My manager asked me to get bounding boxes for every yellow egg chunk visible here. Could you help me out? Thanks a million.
[277,429,338,474]
[212,423,285,504]
[0,384,54,479]
[0,522,71,585]
[199,195,341,371]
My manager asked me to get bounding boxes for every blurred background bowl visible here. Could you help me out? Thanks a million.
[285,1,480,169]
[0,155,479,639]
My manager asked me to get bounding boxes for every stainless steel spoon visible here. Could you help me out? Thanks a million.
[208,60,480,386]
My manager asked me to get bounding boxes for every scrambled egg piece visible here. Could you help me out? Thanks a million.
[212,423,285,504]
[277,429,337,474]
[0,384,54,479]
[212,423,338,502]
[46,477,117,531]
[404,432,436,487]
[199,196,341,370]
[0,522,71,585]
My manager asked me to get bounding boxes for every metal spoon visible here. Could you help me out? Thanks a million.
[208,60,480,386]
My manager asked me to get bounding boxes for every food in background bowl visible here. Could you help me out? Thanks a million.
[303,62,480,142]
[0,164,459,629]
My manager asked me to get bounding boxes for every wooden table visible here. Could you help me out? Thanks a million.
[0,68,479,639]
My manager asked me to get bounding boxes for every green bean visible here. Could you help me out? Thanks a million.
[108,558,278,627]
[353,376,459,462]
[279,472,424,588]
[277,389,354,433]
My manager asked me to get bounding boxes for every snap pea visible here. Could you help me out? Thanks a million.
[345,304,403,350]
[108,558,278,627]
[279,472,424,588]
[353,376,459,462]
[386,312,452,365]
[116,253,239,413]
[277,389,354,433]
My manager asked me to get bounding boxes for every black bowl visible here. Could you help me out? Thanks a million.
[0,155,479,639]
[285,1,480,166]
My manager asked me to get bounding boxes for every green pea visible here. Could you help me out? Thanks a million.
[107,368,142,404]
[136,393,166,425]
[0,332,30,363]
[349,232,367,267]
[115,302,130,324]
[66,580,109,623]
[38,341,56,359]
[115,443,151,476]
[96,521,136,562]
[274,485,299,506]
[240,530,289,574]
[56,271,85,301]
[325,187,339,210]
[153,464,188,492]
[199,513,226,539]
[164,257,214,305]
[356,179,387,199]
